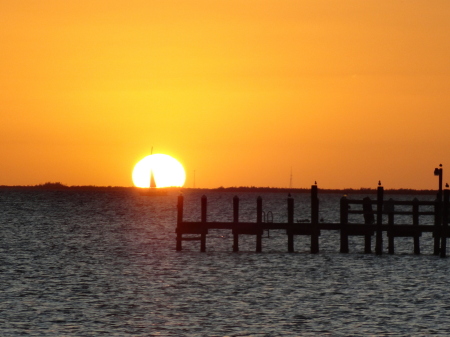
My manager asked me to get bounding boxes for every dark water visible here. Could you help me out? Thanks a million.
[1,189,450,336]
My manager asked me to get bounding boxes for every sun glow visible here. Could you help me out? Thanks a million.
[132,154,186,188]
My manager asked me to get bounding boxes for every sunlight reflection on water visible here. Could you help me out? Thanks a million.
[0,189,449,336]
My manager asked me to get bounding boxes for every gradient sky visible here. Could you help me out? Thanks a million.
[1,1,450,189]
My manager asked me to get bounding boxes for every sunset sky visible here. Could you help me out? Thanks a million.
[1,1,450,189]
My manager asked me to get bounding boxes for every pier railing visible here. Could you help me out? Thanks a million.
[175,186,450,257]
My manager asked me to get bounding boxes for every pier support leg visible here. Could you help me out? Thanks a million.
[341,234,349,253]
[434,236,441,255]
[388,235,394,255]
[375,231,383,255]
[434,200,441,255]
[256,234,262,253]
[176,194,184,251]
[412,198,420,255]
[176,233,182,251]
[414,236,420,255]
[440,190,449,258]
[441,237,447,258]
[340,196,349,253]
[340,233,349,253]
[311,235,319,254]
[200,233,206,252]
[311,185,319,254]
[288,234,294,253]
[375,186,384,255]
[233,234,239,252]
[287,195,294,253]
[364,235,372,254]
[387,199,394,255]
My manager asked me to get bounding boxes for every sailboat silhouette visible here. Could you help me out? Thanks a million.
[140,148,168,196]
[150,168,157,188]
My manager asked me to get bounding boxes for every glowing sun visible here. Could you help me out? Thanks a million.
[132,154,186,188]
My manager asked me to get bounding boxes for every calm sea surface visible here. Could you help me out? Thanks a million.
[1,189,450,336]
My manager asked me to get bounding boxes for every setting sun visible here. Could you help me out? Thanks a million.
[132,154,186,188]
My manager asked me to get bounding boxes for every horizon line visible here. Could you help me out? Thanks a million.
[0,182,440,194]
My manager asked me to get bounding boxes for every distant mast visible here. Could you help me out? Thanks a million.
[289,167,293,189]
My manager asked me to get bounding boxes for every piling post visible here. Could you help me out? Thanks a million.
[256,196,263,252]
[440,190,449,258]
[201,195,207,223]
[200,195,207,252]
[364,232,372,254]
[386,198,394,254]
[362,196,374,254]
[412,198,420,255]
[233,196,239,252]
[288,194,294,224]
[434,198,442,255]
[340,195,349,253]
[176,194,184,251]
[375,185,384,255]
[311,184,319,254]
[287,194,294,252]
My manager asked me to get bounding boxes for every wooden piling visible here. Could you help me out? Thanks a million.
[201,195,207,223]
[412,198,420,255]
[288,194,294,224]
[287,194,294,252]
[375,186,384,255]
[363,196,374,254]
[434,199,442,255]
[175,185,441,255]
[233,196,239,252]
[386,198,395,254]
[176,194,184,251]
[256,196,263,252]
[340,196,349,253]
[440,190,449,258]
[200,195,207,252]
[364,234,372,254]
[311,185,319,254]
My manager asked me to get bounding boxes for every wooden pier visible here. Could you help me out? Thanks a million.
[176,185,450,257]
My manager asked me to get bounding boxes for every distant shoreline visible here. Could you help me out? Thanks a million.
[0,182,439,195]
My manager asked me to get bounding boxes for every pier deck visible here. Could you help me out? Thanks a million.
[175,185,450,257]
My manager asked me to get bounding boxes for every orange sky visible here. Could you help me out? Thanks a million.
[1,1,450,189]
